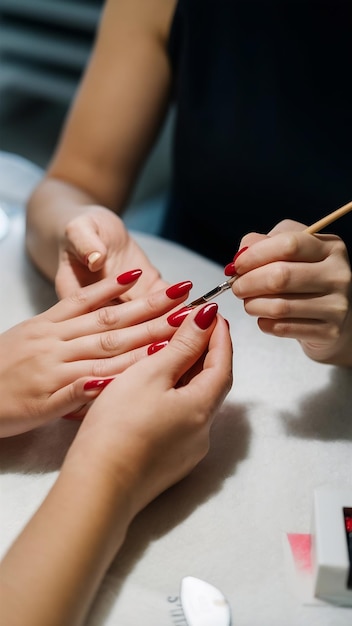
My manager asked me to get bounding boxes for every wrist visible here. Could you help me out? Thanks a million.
[64,435,144,524]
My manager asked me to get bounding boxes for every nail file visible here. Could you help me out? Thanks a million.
[180,576,232,626]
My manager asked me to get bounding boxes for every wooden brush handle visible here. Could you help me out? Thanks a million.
[305,200,352,234]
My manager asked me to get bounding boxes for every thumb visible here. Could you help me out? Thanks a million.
[65,216,107,272]
[152,303,219,386]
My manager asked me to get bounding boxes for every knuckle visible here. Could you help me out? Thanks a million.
[99,331,121,354]
[281,232,301,258]
[173,334,201,359]
[96,306,121,329]
[271,320,292,337]
[267,263,291,292]
[67,288,89,308]
[91,358,110,378]
[269,297,292,319]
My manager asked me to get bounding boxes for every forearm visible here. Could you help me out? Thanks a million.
[0,452,134,626]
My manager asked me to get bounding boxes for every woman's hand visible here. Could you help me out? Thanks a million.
[227,219,352,366]
[67,303,233,515]
[55,205,166,299]
[0,271,194,437]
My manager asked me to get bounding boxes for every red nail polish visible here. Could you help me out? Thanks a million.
[167,306,191,327]
[84,377,114,391]
[194,303,218,330]
[116,269,142,285]
[224,261,236,276]
[233,246,248,263]
[166,281,193,299]
[147,340,168,355]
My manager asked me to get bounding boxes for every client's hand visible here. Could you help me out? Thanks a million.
[0,270,193,436]
[67,303,233,514]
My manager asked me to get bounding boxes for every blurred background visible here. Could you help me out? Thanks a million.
[0,0,171,232]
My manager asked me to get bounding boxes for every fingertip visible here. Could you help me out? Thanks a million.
[87,251,103,271]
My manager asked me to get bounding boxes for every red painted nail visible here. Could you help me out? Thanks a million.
[116,269,142,285]
[233,246,249,263]
[224,261,236,276]
[166,281,193,299]
[167,306,191,327]
[194,303,218,330]
[147,340,168,355]
[83,377,114,391]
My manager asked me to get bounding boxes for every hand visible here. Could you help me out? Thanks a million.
[0,272,194,437]
[55,205,166,299]
[67,303,233,514]
[228,219,352,366]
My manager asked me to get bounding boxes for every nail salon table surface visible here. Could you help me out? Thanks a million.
[0,204,352,626]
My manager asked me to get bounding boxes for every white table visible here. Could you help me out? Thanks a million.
[0,200,352,626]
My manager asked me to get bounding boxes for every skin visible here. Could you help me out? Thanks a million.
[0,271,194,436]
[0,309,233,626]
[26,0,176,298]
[25,0,352,366]
[231,220,352,366]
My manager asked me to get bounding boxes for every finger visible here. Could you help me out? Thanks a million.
[243,291,348,321]
[234,259,333,299]
[258,316,337,342]
[148,304,224,389]
[45,271,143,323]
[64,211,107,270]
[47,376,114,421]
[174,315,233,411]
[60,281,193,340]
[233,231,333,277]
[62,310,176,361]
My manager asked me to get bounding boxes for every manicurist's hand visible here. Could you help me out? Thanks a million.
[0,270,194,436]
[25,0,175,301]
[55,205,166,299]
[225,219,352,366]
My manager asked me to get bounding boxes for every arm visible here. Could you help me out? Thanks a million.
[26,0,176,297]
[0,305,233,626]
[0,271,194,436]
[229,220,352,366]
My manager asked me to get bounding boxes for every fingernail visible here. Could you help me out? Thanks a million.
[147,340,168,355]
[166,280,193,299]
[233,246,249,266]
[224,261,236,276]
[167,306,191,327]
[224,246,248,276]
[87,251,102,266]
[116,269,142,285]
[84,377,114,391]
[194,303,218,330]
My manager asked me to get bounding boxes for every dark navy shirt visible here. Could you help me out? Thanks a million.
[161,0,352,264]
